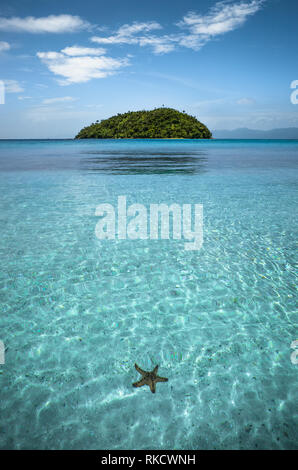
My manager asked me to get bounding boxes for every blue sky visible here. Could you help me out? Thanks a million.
[0,0,297,138]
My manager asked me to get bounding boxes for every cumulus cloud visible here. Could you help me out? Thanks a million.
[117,21,162,37]
[33,2,264,84]
[177,0,264,50]
[61,46,106,56]
[0,41,10,52]
[90,21,172,54]
[37,47,129,84]
[91,1,264,54]
[91,21,162,45]
[138,36,176,54]
[0,15,90,33]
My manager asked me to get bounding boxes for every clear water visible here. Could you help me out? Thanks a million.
[0,139,297,450]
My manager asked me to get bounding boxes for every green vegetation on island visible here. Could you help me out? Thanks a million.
[75,107,212,139]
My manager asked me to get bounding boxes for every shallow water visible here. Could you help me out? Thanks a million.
[0,139,297,449]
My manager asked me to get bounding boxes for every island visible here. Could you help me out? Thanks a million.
[75,107,212,139]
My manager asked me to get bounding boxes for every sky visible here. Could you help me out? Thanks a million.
[0,0,297,138]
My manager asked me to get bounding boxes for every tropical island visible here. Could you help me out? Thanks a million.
[75,107,212,139]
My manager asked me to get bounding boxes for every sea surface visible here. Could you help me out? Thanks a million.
[0,139,297,450]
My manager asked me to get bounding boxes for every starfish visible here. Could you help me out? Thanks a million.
[132,363,168,393]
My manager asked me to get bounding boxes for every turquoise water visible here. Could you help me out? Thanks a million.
[0,139,297,449]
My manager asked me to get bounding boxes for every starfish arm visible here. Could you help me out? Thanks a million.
[149,381,156,393]
[135,363,146,375]
[153,365,159,374]
[156,376,168,383]
[133,378,146,388]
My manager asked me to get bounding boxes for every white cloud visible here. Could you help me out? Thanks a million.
[178,0,264,50]
[37,47,129,84]
[118,21,162,36]
[138,36,176,54]
[91,21,168,53]
[3,80,24,93]
[91,21,162,45]
[42,96,77,104]
[18,96,32,100]
[38,52,64,60]
[91,1,264,54]
[0,41,10,52]
[61,46,106,56]
[0,15,90,33]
